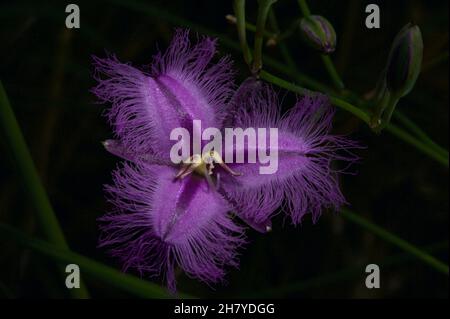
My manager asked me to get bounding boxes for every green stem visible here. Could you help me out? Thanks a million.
[321,54,345,90]
[341,208,449,275]
[269,8,300,45]
[253,0,277,74]
[260,70,312,96]
[277,18,302,42]
[0,81,90,298]
[261,70,369,123]
[260,70,449,168]
[227,15,275,39]
[381,94,400,130]
[297,0,311,16]
[394,110,448,158]
[370,88,392,130]
[329,95,371,124]
[233,0,252,67]
[0,224,193,298]
[241,240,448,297]
[229,8,333,93]
[264,55,332,92]
[268,10,297,70]
[385,123,449,167]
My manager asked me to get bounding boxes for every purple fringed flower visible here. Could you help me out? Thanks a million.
[92,29,359,292]
[221,80,359,227]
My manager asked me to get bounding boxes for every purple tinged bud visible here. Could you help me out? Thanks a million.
[299,15,336,54]
[386,23,423,98]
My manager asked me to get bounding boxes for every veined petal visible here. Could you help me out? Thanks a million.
[102,139,174,166]
[151,29,236,128]
[99,162,244,292]
[92,29,235,157]
[222,81,360,225]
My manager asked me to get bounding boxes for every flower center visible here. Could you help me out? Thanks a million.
[175,150,242,180]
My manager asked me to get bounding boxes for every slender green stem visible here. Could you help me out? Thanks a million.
[341,209,449,275]
[226,15,275,39]
[321,54,345,90]
[370,88,391,129]
[253,0,277,74]
[329,96,371,124]
[342,89,448,163]
[394,111,438,146]
[268,9,297,70]
[0,224,193,299]
[268,9,302,44]
[0,81,90,298]
[277,18,302,42]
[278,43,298,70]
[385,124,449,167]
[260,70,449,168]
[233,0,252,67]
[241,240,448,297]
[394,110,448,158]
[297,0,311,16]
[380,94,400,130]
[260,70,312,95]
[264,55,332,92]
[261,70,369,123]
[228,7,333,93]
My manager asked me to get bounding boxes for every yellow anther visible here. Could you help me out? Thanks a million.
[175,151,242,180]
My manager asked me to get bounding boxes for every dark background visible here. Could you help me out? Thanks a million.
[0,0,448,298]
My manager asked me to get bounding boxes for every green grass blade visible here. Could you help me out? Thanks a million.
[0,223,194,299]
[341,208,449,275]
[242,241,448,297]
[0,81,90,298]
[393,110,449,158]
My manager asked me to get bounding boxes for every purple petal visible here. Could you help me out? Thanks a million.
[222,81,360,225]
[102,139,174,166]
[92,29,235,157]
[99,162,245,292]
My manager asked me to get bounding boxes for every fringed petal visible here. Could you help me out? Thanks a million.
[222,81,360,225]
[92,29,235,158]
[99,162,245,292]
[151,29,236,127]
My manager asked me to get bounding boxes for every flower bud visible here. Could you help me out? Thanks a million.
[299,15,336,54]
[385,23,423,98]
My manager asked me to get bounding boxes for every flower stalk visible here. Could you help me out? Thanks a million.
[252,0,277,75]
[233,0,252,67]
[226,14,275,40]
[260,70,449,168]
